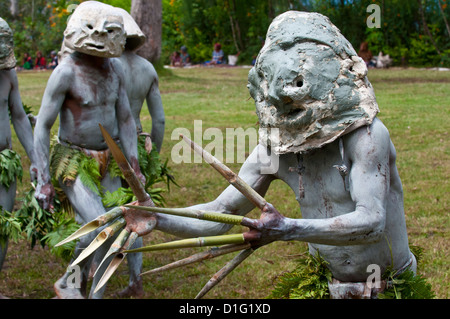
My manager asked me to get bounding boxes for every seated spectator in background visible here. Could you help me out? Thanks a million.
[358,42,375,68]
[170,51,182,67]
[205,43,224,65]
[22,53,33,70]
[47,50,58,69]
[227,52,240,66]
[180,46,191,66]
[34,51,46,70]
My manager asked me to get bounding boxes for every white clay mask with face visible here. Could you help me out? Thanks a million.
[63,1,126,58]
[0,17,16,70]
[248,11,379,155]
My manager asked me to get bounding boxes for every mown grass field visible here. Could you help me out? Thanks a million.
[0,66,448,299]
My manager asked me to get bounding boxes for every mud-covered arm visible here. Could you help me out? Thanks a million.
[154,144,275,238]
[8,69,36,169]
[146,65,165,153]
[113,60,144,183]
[254,120,390,246]
[33,66,72,208]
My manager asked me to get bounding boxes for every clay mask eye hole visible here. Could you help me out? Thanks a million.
[295,77,304,88]
[105,24,122,35]
[87,24,94,30]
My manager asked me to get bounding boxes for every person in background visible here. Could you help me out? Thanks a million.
[180,46,191,66]
[22,53,33,70]
[358,42,375,68]
[205,43,224,65]
[34,51,46,70]
[170,51,182,67]
[47,50,58,69]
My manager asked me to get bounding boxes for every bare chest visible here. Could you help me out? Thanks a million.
[67,66,120,109]
[0,72,11,106]
[276,141,354,218]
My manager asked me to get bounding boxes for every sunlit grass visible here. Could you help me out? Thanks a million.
[1,66,448,299]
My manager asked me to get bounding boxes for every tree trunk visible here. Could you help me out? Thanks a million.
[130,0,162,63]
[228,0,244,54]
[437,0,450,39]
[10,0,19,18]
[268,0,275,20]
[417,0,441,55]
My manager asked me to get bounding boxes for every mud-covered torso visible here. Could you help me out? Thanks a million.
[58,57,121,150]
[118,52,157,133]
[271,123,411,281]
[275,137,355,220]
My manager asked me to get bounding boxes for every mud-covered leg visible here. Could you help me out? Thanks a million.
[57,175,120,299]
[0,238,7,274]
[118,237,144,298]
[88,235,116,299]
[0,181,15,273]
[54,232,95,299]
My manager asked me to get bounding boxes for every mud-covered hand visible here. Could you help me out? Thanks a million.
[34,181,55,211]
[242,203,290,249]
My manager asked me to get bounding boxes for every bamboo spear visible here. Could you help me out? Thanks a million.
[99,124,152,204]
[93,232,139,294]
[70,217,126,267]
[180,134,267,210]
[124,205,256,228]
[195,248,255,299]
[140,243,251,276]
[124,234,246,253]
[55,206,125,247]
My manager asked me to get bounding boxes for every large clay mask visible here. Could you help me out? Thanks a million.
[115,7,146,51]
[0,17,16,69]
[248,11,379,154]
[63,1,126,58]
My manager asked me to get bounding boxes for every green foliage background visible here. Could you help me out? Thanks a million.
[0,0,449,67]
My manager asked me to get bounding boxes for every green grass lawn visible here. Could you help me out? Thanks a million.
[0,66,448,299]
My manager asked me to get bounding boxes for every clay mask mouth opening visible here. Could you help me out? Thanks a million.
[287,108,304,117]
[86,43,105,50]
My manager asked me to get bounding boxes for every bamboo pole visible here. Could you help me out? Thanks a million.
[99,124,151,203]
[55,206,125,247]
[93,228,130,278]
[140,243,251,276]
[180,134,267,210]
[93,232,139,294]
[124,205,247,226]
[71,217,126,267]
[195,248,254,299]
[124,234,246,254]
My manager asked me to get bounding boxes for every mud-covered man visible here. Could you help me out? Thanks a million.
[33,1,144,299]
[0,18,37,291]
[122,12,416,298]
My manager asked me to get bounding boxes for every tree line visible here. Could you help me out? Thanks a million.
[1,0,449,68]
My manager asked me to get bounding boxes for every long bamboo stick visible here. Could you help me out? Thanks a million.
[124,233,246,254]
[195,248,254,299]
[93,232,139,294]
[124,205,251,226]
[55,206,125,247]
[99,124,151,203]
[71,217,126,267]
[180,134,267,210]
[140,243,251,276]
[93,228,130,278]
